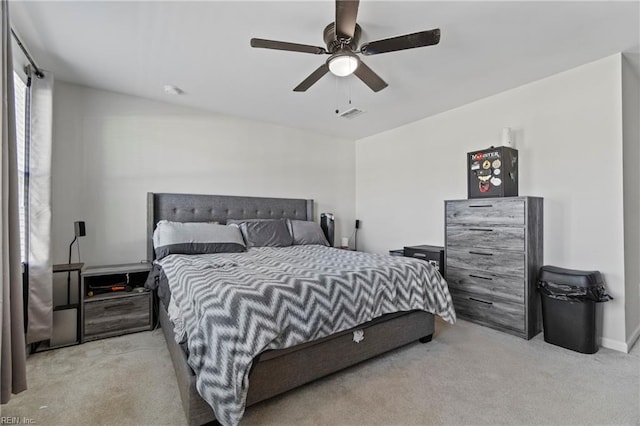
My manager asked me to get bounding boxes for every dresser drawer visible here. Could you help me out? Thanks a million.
[446,225,525,251]
[446,267,524,304]
[84,293,151,341]
[447,247,525,277]
[446,199,525,226]
[450,289,525,335]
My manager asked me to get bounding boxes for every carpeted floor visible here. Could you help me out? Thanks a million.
[2,318,638,425]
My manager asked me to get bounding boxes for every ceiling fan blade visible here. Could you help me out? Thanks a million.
[353,60,388,92]
[335,0,360,40]
[293,64,330,92]
[250,38,326,55]
[360,28,441,56]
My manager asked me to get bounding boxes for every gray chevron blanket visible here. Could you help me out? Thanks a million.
[158,245,455,426]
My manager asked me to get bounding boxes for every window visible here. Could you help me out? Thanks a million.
[14,71,28,263]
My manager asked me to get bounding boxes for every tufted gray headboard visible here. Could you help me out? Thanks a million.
[147,192,314,261]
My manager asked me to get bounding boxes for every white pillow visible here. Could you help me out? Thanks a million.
[153,220,246,259]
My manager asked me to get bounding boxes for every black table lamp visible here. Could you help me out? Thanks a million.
[66,221,86,306]
[68,221,86,264]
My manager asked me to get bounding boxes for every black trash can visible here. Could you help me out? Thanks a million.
[537,266,612,354]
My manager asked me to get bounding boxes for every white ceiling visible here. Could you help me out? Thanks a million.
[9,1,640,140]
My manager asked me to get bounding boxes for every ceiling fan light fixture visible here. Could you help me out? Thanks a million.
[250,2,440,92]
[328,53,358,77]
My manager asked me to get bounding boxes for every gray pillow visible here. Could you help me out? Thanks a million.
[153,220,246,259]
[227,219,293,248]
[288,220,329,246]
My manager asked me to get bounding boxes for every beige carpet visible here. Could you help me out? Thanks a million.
[2,318,638,425]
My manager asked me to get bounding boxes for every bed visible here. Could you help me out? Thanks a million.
[146,192,455,426]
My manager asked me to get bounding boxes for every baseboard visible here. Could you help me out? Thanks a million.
[598,322,640,353]
[625,322,640,353]
[600,336,630,353]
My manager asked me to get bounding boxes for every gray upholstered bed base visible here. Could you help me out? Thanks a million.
[159,302,434,426]
[147,192,434,425]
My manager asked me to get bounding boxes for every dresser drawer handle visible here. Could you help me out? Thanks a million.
[469,205,493,208]
[469,228,493,232]
[469,251,493,256]
[469,297,493,306]
[411,253,427,258]
[469,274,493,281]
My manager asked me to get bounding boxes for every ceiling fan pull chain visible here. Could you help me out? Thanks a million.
[335,75,340,114]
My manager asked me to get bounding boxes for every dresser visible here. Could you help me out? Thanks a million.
[445,197,543,339]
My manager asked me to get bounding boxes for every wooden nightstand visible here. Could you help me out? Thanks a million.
[81,263,153,342]
[404,245,445,278]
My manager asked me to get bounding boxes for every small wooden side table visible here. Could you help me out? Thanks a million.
[81,263,152,342]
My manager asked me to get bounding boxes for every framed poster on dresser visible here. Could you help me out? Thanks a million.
[445,196,543,339]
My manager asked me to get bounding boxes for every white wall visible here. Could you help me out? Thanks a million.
[51,82,355,266]
[622,53,640,350]
[356,54,629,351]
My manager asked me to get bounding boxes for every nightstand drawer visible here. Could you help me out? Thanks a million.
[84,293,151,341]
[446,267,524,304]
[447,247,525,277]
[446,225,525,251]
[446,199,525,226]
[451,289,525,335]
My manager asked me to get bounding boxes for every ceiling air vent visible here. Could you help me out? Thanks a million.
[339,107,365,119]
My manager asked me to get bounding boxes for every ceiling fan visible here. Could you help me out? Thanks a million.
[250,0,441,93]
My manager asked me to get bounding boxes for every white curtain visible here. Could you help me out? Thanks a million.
[25,68,53,344]
[1,0,27,403]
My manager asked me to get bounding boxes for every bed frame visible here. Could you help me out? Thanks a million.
[147,192,434,426]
